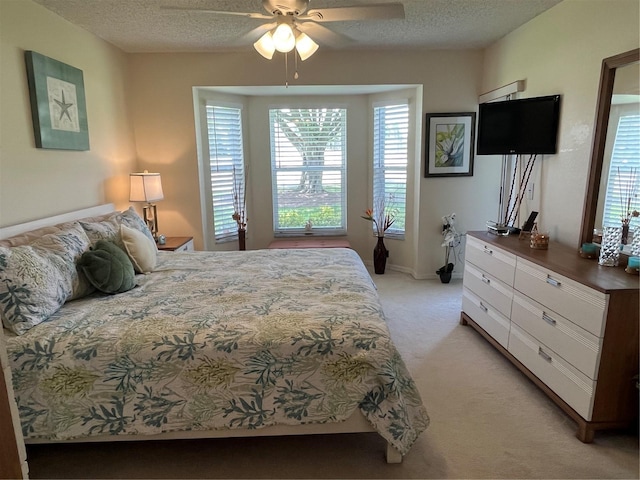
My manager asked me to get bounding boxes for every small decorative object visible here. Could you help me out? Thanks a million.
[598,226,622,266]
[304,219,313,234]
[529,226,549,250]
[425,112,476,177]
[625,256,640,275]
[130,171,164,240]
[232,166,247,251]
[25,51,89,150]
[579,242,599,259]
[437,213,459,283]
[361,195,396,274]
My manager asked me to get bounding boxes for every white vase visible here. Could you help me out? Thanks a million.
[598,226,622,266]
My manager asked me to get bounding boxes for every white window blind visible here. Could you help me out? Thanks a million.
[269,108,347,234]
[602,114,640,229]
[205,104,246,242]
[373,103,409,236]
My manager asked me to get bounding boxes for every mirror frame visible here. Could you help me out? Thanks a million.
[580,47,640,246]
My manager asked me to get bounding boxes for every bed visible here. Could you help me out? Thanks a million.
[0,204,429,463]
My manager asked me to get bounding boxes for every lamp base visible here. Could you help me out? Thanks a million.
[143,203,159,240]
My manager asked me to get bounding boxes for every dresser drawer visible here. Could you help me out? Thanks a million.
[508,324,595,420]
[514,258,607,337]
[511,292,602,380]
[463,263,513,318]
[462,288,510,348]
[466,236,516,286]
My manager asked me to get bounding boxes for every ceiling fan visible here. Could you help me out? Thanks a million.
[163,0,405,60]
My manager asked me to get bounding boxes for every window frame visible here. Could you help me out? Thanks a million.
[269,106,348,237]
[372,100,410,240]
[196,97,248,248]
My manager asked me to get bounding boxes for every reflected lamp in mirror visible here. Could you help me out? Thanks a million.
[129,171,164,240]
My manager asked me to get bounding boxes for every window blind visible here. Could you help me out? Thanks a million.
[373,103,409,236]
[602,114,640,229]
[205,105,246,241]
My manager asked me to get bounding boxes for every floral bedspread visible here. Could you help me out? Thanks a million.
[6,248,429,455]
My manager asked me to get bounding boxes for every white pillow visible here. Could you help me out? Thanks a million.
[120,224,157,274]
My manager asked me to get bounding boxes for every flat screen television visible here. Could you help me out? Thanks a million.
[477,95,561,155]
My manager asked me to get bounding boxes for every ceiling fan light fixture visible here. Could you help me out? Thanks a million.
[295,32,318,60]
[254,31,275,59]
[272,23,296,52]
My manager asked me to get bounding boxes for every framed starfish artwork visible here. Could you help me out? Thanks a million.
[25,51,89,150]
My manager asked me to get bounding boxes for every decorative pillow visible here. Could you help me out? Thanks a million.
[32,222,95,300]
[78,240,136,294]
[120,224,157,274]
[0,245,71,335]
[79,217,122,248]
[118,207,155,242]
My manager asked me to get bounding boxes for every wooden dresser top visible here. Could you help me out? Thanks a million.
[467,231,639,293]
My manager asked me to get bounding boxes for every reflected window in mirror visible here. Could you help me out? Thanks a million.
[589,57,640,253]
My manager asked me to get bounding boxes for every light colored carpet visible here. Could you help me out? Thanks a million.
[26,270,639,479]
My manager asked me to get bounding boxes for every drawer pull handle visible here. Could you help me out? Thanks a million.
[481,275,491,285]
[545,275,561,287]
[479,302,488,313]
[483,247,494,255]
[542,313,557,326]
[538,347,552,362]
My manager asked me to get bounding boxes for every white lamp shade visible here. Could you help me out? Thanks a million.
[254,32,275,59]
[130,172,164,202]
[295,32,319,61]
[272,24,296,53]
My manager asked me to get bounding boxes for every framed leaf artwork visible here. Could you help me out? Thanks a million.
[425,112,475,177]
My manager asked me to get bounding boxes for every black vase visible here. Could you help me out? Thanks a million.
[238,228,246,251]
[622,223,630,245]
[373,236,388,274]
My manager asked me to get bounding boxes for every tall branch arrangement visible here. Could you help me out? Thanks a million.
[362,195,396,237]
[618,166,639,225]
[232,166,246,231]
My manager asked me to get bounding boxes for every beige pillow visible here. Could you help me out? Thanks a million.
[120,224,157,274]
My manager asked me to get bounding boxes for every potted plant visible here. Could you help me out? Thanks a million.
[437,213,458,283]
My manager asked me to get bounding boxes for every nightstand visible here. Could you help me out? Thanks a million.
[157,236,194,252]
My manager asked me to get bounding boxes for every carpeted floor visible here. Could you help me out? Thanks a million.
[25,270,639,479]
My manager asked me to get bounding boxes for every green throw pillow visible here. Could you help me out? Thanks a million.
[78,240,136,294]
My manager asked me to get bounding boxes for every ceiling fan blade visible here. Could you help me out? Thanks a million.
[300,3,405,22]
[237,22,278,45]
[160,6,272,20]
[296,22,354,48]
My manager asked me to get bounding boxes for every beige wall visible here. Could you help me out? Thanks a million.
[128,50,488,277]
[0,0,137,226]
[482,0,640,246]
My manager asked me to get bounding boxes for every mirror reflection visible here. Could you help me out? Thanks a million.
[593,61,640,252]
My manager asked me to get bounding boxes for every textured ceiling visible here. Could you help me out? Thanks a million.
[33,0,564,53]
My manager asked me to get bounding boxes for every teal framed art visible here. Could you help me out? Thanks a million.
[25,51,89,150]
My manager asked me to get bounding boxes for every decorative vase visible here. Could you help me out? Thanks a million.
[631,227,640,256]
[238,228,246,251]
[598,226,622,266]
[621,223,630,245]
[373,236,388,274]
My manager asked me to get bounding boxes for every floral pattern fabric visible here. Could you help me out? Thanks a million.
[6,248,429,455]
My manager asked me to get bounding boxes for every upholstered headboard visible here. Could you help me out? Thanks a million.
[0,204,116,240]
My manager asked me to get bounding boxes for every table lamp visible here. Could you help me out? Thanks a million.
[129,170,164,240]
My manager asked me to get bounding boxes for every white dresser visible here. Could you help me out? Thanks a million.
[461,231,639,442]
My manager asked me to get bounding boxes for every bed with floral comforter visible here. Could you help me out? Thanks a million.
[5,247,428,455]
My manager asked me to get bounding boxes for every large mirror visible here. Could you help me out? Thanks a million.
[580,48,640,250]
